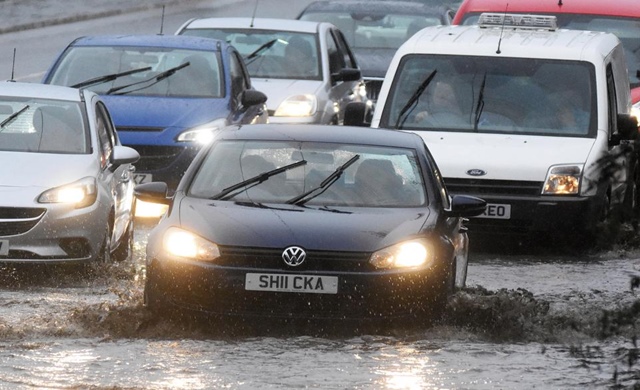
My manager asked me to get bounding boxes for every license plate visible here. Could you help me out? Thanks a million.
[475,203,511,219]
[133,173,153,184]
[245,273,338,294]
[0,240,8,256]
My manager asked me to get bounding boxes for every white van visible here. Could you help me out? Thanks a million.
[346,14,639,245]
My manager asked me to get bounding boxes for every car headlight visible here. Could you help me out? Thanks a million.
[176,118,227,144]
[542,164,582,195]
[632,102,640,126]
[38,177,97,208]
[370,240,434,269]
[274,94,317,117]
[162,226,220,261]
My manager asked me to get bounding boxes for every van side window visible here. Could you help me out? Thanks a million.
[606,64,618,140]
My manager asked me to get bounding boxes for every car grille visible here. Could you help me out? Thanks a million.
[217,246,373,272]
[127,145,183,171]
[444,178,543,197]
[0,207,46,236]
[364,78,383,102]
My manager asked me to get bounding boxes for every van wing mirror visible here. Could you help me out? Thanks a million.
[343,102,371,127]
[617,113,639,140]
[134,182,172,205]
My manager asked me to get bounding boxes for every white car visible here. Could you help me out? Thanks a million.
[176,17,369,124]
[0,82,139,264]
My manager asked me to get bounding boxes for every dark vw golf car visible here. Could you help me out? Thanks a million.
[135,124,485,321]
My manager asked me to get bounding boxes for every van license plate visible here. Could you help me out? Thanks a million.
[0,240,8,256]
[245,273,338,294]
[476,203,511,219]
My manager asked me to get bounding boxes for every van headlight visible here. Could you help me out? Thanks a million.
[274,94,317,117]
[370,240,434,269]
[176,118,227,144]
[38,177,97,208]
[542,165,582,195]
[163,227,220,261]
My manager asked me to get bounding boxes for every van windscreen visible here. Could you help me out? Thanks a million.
[382,54,597,137]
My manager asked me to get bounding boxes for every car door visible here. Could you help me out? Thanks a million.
[228,49,268,125]
[95,100,134,246]
[326,27,363,124]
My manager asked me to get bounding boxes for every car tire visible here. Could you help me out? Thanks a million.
[97,227,112,263]
[112,220,133,262]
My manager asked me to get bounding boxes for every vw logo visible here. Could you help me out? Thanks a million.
[282,246,306,267]
[466,169,487,177]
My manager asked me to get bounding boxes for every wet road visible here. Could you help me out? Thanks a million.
[1,219,640,389]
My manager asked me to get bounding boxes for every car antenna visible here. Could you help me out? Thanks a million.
[158,5,166,35]
[250,0,259,28]
[496,3,509,54]
[8,48,16,82]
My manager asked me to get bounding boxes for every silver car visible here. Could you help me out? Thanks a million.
[176,17,370,124]
[0,82,139,265]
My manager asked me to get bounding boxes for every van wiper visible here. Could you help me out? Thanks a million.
[0,104,29,129]
[211,160,307,201]
[286,154,360,206]
[70,66,151,89]
[473,73,487,131]
[244,39,279,65]
[395,70,437,129]
[106,62,191,95]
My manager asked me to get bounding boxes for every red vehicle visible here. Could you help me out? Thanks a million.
[452,0,640,108]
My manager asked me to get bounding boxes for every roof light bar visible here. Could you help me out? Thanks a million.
[478,13,558,31]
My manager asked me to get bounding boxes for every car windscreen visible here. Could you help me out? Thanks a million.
[381,54,597,138]
[461,13,640,88]
[299,11,444,50]
[47,46,224,98]
[188,140,426,207]
[0,98,88,154]
[180,29,322,80]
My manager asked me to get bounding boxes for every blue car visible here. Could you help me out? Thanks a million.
[42,35,268,195]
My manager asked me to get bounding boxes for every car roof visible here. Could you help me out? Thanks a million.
[69,35,226,51]
[217,124,425,149]
[455,0,640,19]
[402,24,620,62]
[181,18,324,34]
[0,81,83,102]
[299,0,450,14]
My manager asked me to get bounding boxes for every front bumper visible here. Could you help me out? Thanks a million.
[145,255,451,320]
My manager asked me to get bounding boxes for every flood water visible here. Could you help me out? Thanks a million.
[1,220,640,389]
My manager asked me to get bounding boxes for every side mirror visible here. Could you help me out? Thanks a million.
[445,195,487,218]
[111,145,139,167]
[331,68,361,84]
[134,182,172,205]
[241,89,268,107]
[617,113,639,140]
[343,102,370,127]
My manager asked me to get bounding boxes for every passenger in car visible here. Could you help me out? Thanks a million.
[284,36,317,77]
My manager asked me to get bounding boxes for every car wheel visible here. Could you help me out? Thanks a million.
[97,227,112,263]
[112,220,133,262]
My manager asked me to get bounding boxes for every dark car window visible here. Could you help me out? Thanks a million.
[326,30,345,74]
[229,51,250,101]
[95,102,114,168]
[189,140,426,207]
[331,29,358,69]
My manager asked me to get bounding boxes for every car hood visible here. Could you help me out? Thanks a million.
[177,198,431,252]
[251,79,323,111]
[353,48,397,79]
[101,95,230,128]
[0,152,96,189]
[409,132,596,181]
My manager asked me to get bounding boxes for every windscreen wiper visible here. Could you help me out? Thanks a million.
[244,39,279,64]
[211,160,307,201]
[70,66,151,89]
[0,104,29,129]
[106,62,191,95]
[473,73,487,132]
[394,70,437,129]
[286,154,360,206]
